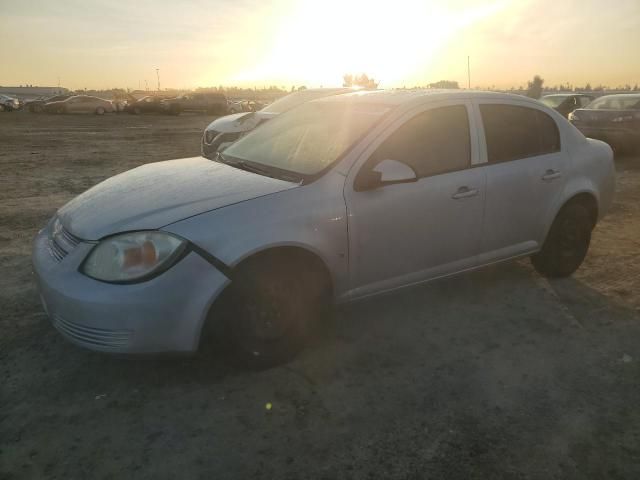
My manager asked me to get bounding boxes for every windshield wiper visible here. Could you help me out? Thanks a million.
[217,153,302,183]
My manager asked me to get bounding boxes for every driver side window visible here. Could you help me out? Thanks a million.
[370,105,471,178]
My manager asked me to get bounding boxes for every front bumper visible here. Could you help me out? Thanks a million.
[32,226,230,354]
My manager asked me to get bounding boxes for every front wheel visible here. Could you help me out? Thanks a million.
[95,106,105,115]
[531,203,593,278]
[207,257,327,369]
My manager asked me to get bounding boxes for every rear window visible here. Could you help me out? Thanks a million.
[480,104,560,163]
[587,96,640,110]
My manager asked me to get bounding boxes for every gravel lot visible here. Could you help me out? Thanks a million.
[1,111,640,479]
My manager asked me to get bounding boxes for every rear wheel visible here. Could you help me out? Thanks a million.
[95,106,105,115]
[531,203,593,278]
[133,106,142,115]
[206,255,329,369]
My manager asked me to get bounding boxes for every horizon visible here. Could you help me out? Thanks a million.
[1,0,639,90]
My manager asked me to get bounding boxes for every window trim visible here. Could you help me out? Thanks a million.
[351,100,479,189]
[473,100,562,165]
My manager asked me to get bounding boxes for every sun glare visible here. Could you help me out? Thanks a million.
[232,0,512,87]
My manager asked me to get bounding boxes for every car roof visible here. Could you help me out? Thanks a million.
[541,93,592,97]
[317,89,543,107]
[594,93,640,100]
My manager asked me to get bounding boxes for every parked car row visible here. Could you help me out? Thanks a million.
[18,91,264,116]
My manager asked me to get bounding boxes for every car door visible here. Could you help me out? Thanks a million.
[80,97,95,113]
[473,101,569,262]
[66,97,82,113]
[343,101,486,300]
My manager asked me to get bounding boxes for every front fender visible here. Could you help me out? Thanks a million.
[162,171,350,297]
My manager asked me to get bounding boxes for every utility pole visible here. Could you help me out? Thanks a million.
[145,80,148,91]
[156,68,160,92]
[467,56,471,89]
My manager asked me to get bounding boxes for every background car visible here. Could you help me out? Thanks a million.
[539,93,594,117]
[163,92,228,115]
[124,95,172,114]
[201,87,353,157]
[0,94,21,112]
[44,95,115,115]
[26,94,72,113]
[227,99,252,114]
[569,93,640,152]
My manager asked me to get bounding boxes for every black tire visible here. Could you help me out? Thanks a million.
[207,255,328,369]
[95,106,105,115]
[57,106,66,114]
[0,104,4,112]
[531,203,592,278]
[133,106,142,115]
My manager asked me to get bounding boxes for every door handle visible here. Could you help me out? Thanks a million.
[542,169,562,182]
[452,186,479,199]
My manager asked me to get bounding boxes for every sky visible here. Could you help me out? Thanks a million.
[1,0,639,90]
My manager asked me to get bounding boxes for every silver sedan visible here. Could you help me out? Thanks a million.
[33,90,615,368]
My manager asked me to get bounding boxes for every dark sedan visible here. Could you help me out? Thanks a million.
[569,94,640,152]
[540,93,594,117]
[124,96,170,115]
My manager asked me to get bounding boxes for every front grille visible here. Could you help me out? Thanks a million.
[52,314,132,349]
[48,219,82,262]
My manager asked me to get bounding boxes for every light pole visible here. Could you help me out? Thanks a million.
[156,68,160,92]
[467,56,471,89]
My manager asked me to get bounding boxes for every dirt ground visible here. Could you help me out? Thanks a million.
[1,111,640,479]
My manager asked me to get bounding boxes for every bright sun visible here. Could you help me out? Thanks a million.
[233,0,511,87]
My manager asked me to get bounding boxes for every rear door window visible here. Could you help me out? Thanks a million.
[480,104,560,163]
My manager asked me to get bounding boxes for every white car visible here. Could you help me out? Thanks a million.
[33,90,615,368]
[202,88,353,157]
[0,94,20,111]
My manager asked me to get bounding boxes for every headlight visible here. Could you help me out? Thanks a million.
[81,231,187,283]
[204,129,218,144]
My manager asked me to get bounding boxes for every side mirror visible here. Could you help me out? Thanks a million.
[374,159,418,183]
[355,159,417,191]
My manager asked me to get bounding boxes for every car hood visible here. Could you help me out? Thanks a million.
[58,157,298,240]
[205,111,278,134]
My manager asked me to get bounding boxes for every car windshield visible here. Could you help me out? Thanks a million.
[261,90,346,114]
[587,96,640,110]
[222,100,390,178]
[540,96,568,108]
